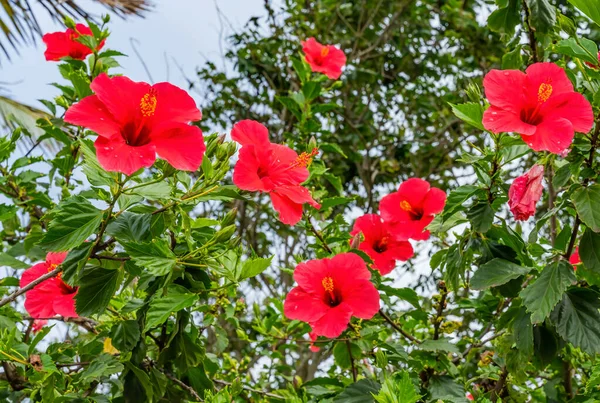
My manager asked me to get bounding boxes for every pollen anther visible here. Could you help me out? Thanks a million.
[321,47,330,57]
[322,276,334,292]
[140,89,158,117]
[290,148,319,168]
[400,200,412,212]
[537,82,553,103]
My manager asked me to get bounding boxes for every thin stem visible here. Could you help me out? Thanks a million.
[306,216,333,254]
[213,379,284,399]
[0,267,61,309]
[164,372,203,401]
[378,309,421,344]
[346,339,358,382]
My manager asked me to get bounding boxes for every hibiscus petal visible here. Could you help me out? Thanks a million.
[231,120,270,146]
[233,146,268,191]
[270,191,303,225]
[398,178,430,207]
[64,95,120,138]
[150,82,202,124]
[268,144,309,185]
[310,303,353,338]
[423,187,447,216]
[95,134,156,175]
[543,92,594,133]
[521,117,573,154]
[379,191,412,224]
[53,293,78,318]
[153,124,205,171]
[294,258,330,296]
[350,214,385,240]
[46,252,68,266]
[483,69,527,113]
[372,253,397,275]
[25,287,59,318]
[340,279,380,319]
[386,240,414,261]
[91,73,150,124]
[42,32,72,61]
[482,106,536,135]
[283,287,329,323]
[526,62,573,98]
[329,252,371,289]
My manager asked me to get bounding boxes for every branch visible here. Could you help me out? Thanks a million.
[346,339,357,382]
[164,372,203,402]
[306,216,332,254]
[433,281,448,340]
[491,366,508,402]
[378,309,421,345]
[213,379,284,399]
[0,267,61,309]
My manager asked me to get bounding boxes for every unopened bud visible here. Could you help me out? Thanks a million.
[64,16,76,29]
[221,208,238,227]
[214,224,236,243]
[308,136,318,151]
[350,233,362,249]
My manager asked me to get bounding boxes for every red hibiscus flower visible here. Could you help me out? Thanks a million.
[379,178,447,241]
[508,164,544,221]
[43,24,105,61]
[301,37,347,80]
[20,252,78,321]
[482,62,593,154]
[569,247,581,269]
[231,120,320,225]
[284,253,380,338]
[65,73,205,175]
[350,214,414,275]
[466,392,475,401]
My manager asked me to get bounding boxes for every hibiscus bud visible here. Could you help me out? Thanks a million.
[204,134,220,157]
[221,208,238,227]
[227,141,238,157]
[216,144,229,160]
[214,224,236,242]
[308,136,318,151]
[508,164,544,221]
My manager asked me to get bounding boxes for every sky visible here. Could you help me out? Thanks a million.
[1,0,268,106]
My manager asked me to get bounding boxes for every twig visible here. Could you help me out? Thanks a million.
[491,366,508,402]
[306,217,332,254]
[213,379,284,399]
[433,281,448,340]
[164,372,203,401]
[0,267,61,309]
[346,339,357,382]
[378,309,421,344]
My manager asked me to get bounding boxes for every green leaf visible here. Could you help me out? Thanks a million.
[513,307,534,356]
[428,375,468,403]
[580,228,600,272]
[144,285,198,332]
[374,373,420,403]
[488,0,520,36]
[466,202,494,233]
[131,181,171,200]
[443,185,481,218]
[320,196,354,210]
[553,163,572,188]
[471,258,532,290]
[39,196,103,252]
[379,286,420,309]
[502,46,523,69]
[80,140,117,188]
[419,338,459,354]
[110,320,141,352]
[333,379,381,403]
[239,256,272,280]
[173,331,205,371]
[79,354,124,383]
[303,81,322,101]
[0,253,28,269]
[449,102,485,131]
[75,266,121,316]
[333,341,362,369]
[124,362,153,401]
[0,204,18,221]
[60,242,94,285]
[321,143,347,158]
[525,0,556,33]
[106,212,151,243]
[567,0,600,28]
[123,239,177,276]
[556,38,599,65]
[520,261,577,323]
[572,185,600,232]
[551,288,600,354]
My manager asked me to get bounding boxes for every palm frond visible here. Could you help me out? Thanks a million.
[0,94,60,156]
[0,0,152,63]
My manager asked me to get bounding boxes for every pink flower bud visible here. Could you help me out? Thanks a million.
[508,165,544,221]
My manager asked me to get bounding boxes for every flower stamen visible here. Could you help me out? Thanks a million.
[538,82,553,103]
[140,89,158,117]
[290,148,319,169]
[320,47,330,58]
[400,200,413,212]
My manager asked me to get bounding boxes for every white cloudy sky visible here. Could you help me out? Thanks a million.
[1,0,269,105]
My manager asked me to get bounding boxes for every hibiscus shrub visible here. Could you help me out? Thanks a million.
[3,2,600,402]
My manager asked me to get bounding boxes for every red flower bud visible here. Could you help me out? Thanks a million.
[508,164,544,221]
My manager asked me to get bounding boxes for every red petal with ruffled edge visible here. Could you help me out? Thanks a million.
[64,95,120,138]
[153,123,205,171]
[95,134,156,175]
